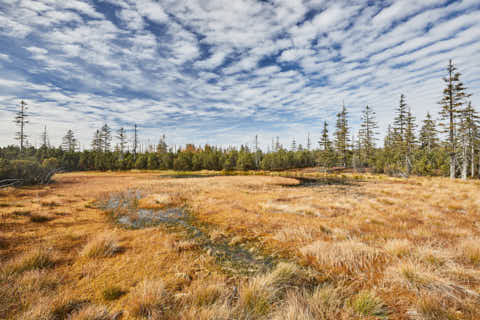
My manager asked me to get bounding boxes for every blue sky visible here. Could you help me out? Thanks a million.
[0,0,479,150]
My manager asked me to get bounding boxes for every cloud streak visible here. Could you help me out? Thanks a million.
[0,0,479,150]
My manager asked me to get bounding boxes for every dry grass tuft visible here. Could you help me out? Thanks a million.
[80,233,121,259]
[18,270,59,293]
[273,226,321,243]
[237,262,315,317]
[22,294,89,320]
[261,262,313,292]
[4,248,55,274]
[128,280,173,318]
[457,238,480,265]
[185,282,226,307]
[272,286,347,320]
[388,261,480,303]
[408,295,458,320]
[384,238,412,258]
[102,285,126,301]
[350,290,389,318]
[69,305,113,320]
[301,240,383,273]
[237,277,272,317]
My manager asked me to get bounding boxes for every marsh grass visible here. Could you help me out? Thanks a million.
[128,280,173,318]
[80,233,122,259]
[301,240,383,273]
[4,172,480,319]
[102,285,126,301]
[350,290,389,318]
[68,305,112,320]
[4,248,55,274]
[22,295,90,320]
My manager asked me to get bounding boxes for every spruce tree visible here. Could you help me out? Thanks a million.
[393,94,408,148]
[100,124,112,152]
[334,104,350,167]
[62,130,77,152]
[116,127,127,154]
[319,121,331,151]
[14,100,28,153]
[419,113,438,153]
[91,129,102,152]
[393,94,414,175]
[404,107,417,175]
[439,59,470,179]
[359,105,379,166]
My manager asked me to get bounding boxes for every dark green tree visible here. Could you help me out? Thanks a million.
[62,130,77,152]
[359,105,379,166]
[334,104,350,167]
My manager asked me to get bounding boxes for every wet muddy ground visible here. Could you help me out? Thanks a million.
[98,190,277,275]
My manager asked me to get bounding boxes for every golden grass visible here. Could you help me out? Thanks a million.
[80,233,122,259]
[3,248,56,275]
[127,279,172,318]
[1,171,480,319]
[301,239,383,274]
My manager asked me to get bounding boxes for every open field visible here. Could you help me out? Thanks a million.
[1,171,480,319]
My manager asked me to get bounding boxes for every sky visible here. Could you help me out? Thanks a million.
[0,0,479,151]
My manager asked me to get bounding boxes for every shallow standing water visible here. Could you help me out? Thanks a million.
[98,189,276,274]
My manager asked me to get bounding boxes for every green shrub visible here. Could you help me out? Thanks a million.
[0,159,58,186]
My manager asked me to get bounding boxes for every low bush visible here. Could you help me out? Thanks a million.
[0,158,60,187]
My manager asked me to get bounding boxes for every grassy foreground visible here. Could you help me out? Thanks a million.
[1,170,480,319]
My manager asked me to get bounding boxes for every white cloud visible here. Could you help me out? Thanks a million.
[0,0,479,149]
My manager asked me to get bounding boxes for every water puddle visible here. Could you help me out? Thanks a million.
[98,189,275,274]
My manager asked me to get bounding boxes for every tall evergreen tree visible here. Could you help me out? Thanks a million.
[14,100,28,153]
[62,130,77,152]
[359,105,379,165]
[404,107,417,175]
[419,113,438,153]
[439,59,470,179]
[393,94,408,146]
[392,94,414,174]
[319,121,331,151]
[91,129,102,152]
[116,127,127,154]
[334,104,350,167]
[100,124,112,152]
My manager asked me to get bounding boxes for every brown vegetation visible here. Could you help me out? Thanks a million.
[1,170,480,319]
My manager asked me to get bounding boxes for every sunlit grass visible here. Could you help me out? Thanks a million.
[2,171,480,319]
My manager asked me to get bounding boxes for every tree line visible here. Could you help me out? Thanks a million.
[2,59,478,181]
